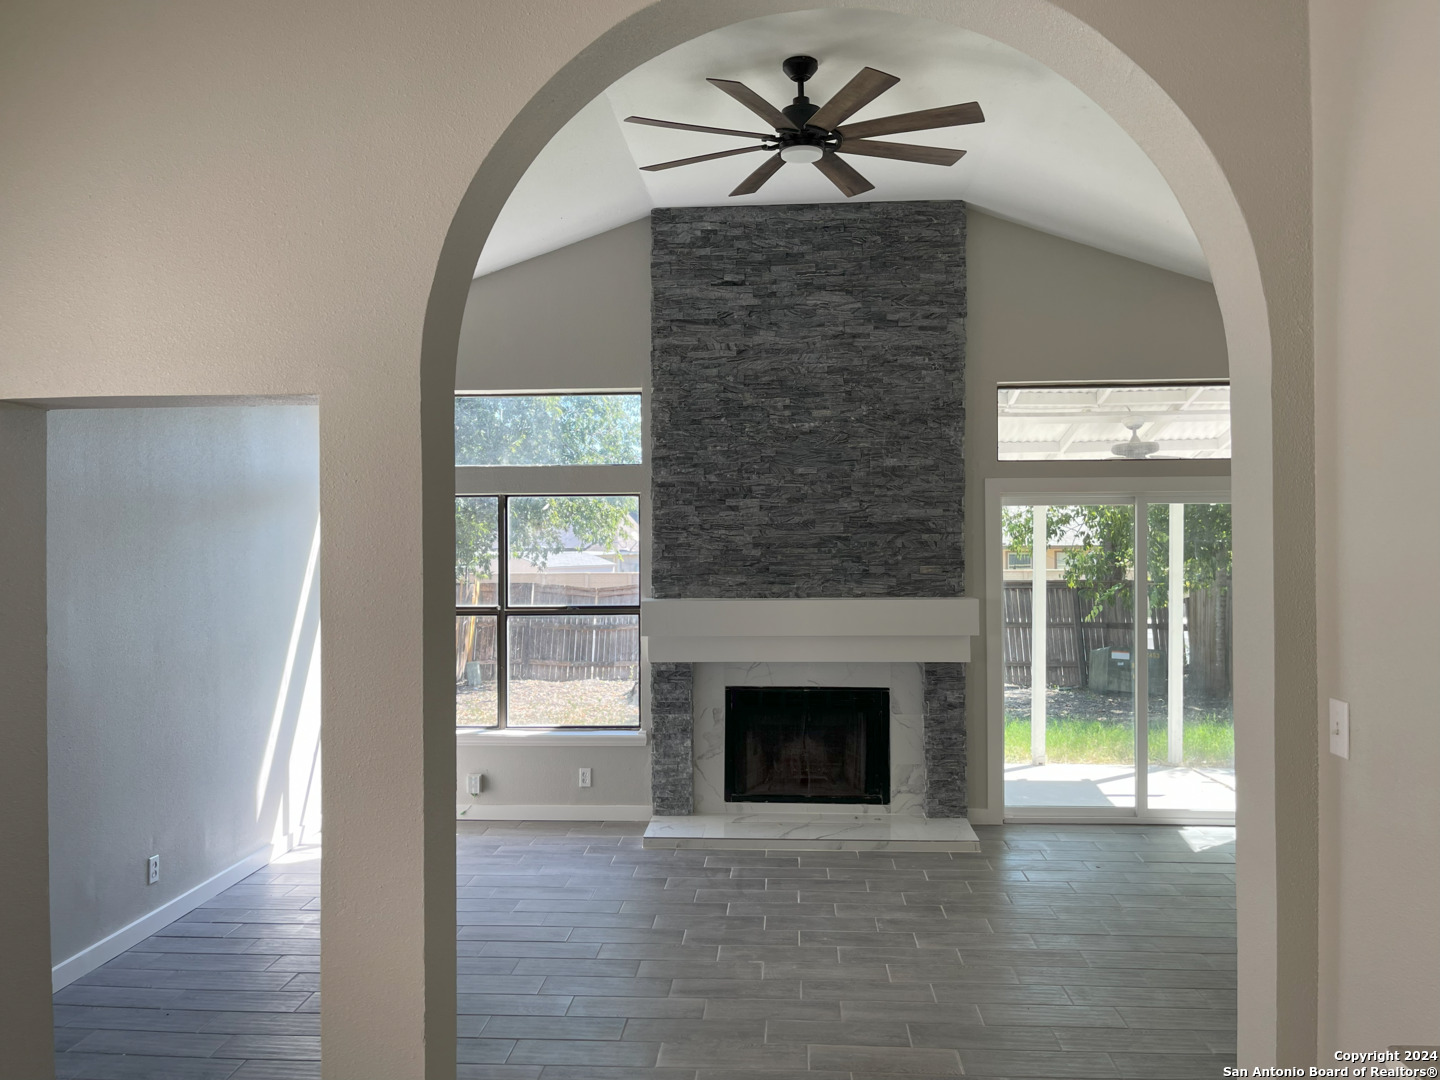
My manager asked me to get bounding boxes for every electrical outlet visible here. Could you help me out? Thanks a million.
[147,855,160,885]
[466,773,484,796]
[1329,698,1349,759]
[578,767,592,789]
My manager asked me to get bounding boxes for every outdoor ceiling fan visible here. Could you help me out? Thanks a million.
[1111,419,1162,459]
[625,55,985,198]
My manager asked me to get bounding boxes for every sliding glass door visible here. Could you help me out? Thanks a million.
[997,489,1233,821]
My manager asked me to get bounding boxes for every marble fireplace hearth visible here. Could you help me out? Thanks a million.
[642,812,980,851]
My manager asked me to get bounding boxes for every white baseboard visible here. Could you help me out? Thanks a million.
[52,843,277,992]
[457,803,653,821]
[966,808,1003,826]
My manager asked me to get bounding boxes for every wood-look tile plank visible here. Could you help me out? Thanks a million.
[806,1043,963,1075]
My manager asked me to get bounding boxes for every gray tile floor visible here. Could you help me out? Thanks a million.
[53,822,1236,1078]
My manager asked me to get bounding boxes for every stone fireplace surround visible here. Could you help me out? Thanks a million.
[646,202,969,820]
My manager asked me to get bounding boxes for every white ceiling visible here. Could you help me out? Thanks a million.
[475,10,1208,280]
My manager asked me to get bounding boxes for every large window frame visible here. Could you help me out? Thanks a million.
[453,389,648,740]
[456,491,641,731]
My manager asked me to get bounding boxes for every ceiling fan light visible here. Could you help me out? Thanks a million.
[780,144,824,164]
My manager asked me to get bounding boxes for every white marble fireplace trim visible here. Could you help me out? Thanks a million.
[691,661,927,818]
[642,597,978,663]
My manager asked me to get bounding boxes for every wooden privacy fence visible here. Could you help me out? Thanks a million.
[455,577,638,607]
[509,615,639,682]
[1003,578,1231,694]
[455,615,639,684]
[455,575,641,685]
[1004,581,1133,689]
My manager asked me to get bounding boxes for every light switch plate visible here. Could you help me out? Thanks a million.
[1329,698,1349,759]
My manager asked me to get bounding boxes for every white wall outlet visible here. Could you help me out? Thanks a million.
[147,855,160,885]
[466,773,484,796]
[578,767,592,789]
[1329,698,1350,759]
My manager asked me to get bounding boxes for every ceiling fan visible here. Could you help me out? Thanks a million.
[1111,419,1162,459]
[625,55,984,198]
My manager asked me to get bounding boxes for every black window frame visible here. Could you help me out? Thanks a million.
[455,492,642,731]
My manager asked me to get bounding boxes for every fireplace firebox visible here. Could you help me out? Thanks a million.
[724,686,890,805]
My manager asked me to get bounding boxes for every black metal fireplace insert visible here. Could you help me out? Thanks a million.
[724,686,890,805]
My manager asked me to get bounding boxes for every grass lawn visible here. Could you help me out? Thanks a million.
[1005,714,1234,767]
[457,678,638,727]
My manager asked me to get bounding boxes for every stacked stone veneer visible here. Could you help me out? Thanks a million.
[647,202,968,816]
[649,663,694,816]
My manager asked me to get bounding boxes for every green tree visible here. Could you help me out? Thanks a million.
[455,395,641,467]
[1003,503,1231,618]
[455,496,637,582]
[453,396,643,584]
[456,496,499,579]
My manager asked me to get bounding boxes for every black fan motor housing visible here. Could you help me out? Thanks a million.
[782,55,818,84]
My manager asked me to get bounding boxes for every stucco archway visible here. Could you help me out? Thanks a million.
[419,0,1312,1072]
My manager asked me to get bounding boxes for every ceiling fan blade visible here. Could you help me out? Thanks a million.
[813,152,875,198]
[706,78,797,130]
[806,66,900,132]
[640,144,767,172]
[836,139,966,166]
[624,115,772,140]
[729,153,785,196]
[837,101,985,140]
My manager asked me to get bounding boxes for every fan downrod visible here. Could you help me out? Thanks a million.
[781,55,821,130]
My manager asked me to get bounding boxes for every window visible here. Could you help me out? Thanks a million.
[456,394,641,466]
[455,494,641,729]
[455,391,644,729]
[1005,550,1033,570]
[998,382,1230,461]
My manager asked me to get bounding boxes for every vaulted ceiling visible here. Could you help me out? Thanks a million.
[475,10,1207,281]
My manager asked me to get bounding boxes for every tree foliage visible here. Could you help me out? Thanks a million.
[1002,502,1231,617]
[453,396,642,582]
[455,496,636,580]
[455,395,641,467]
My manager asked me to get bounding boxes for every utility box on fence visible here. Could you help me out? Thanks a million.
[1087,647,1168,695]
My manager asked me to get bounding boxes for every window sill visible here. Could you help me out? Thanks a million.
[456,728,647,748]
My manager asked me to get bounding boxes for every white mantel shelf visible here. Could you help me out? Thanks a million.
[641,597,979,663]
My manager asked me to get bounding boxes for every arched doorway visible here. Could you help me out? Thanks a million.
[418,1,1311,1070]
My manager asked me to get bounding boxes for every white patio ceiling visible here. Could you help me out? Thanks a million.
[997,384,1231,461]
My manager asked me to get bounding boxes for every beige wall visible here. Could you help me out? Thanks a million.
[458,219,650,393]
[455,744,650,814]
[1312,0,1440,1053]
[456,210,1230,814]
[47,405,321,968]
[0,2,1315,1074]
[0,403,54,1078]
